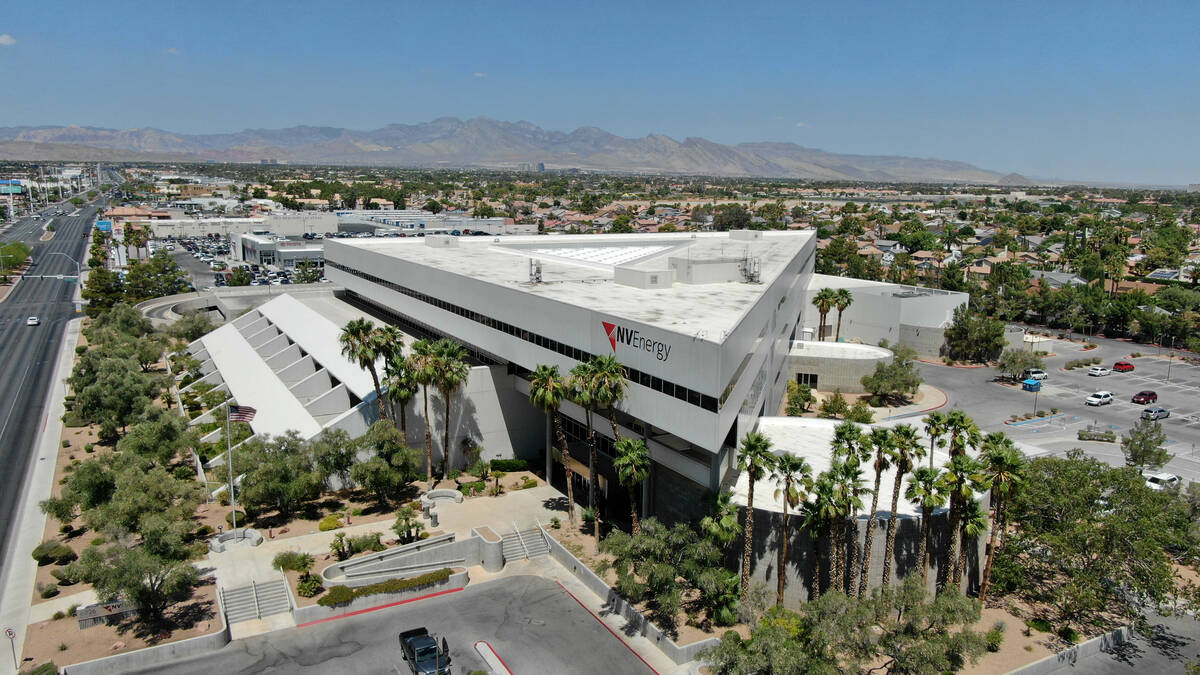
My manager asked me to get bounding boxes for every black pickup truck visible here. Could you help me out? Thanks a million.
[398,627,452,675]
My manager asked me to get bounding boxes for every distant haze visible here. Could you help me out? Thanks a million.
[0,119,1034,185]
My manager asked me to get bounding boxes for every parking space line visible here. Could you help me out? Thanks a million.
[554,580,660,675]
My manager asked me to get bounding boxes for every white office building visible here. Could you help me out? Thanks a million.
[325,230,815,521]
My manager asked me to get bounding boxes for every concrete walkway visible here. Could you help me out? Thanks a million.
[0,318,81,675]
[871,382,948,420]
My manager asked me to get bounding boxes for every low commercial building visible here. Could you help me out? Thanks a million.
[232,233,324,268]
[336,209,537,236]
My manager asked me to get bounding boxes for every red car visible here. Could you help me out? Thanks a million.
[1113,361,1135,372]
[1132,390,1157,404]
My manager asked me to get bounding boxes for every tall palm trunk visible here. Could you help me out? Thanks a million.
[979,497,1003,603]
[777,502,790,607]
[585,408,599,546]
[443,393,452,479]
[918,504,932,587]
[881,478,904,591]
[835,310,844,341]
[954,515,971,587]
[369,366,386,421]
[819,311,828,340]
[608,407,621,443]
[741,477,756,595]
[814,524,825,597]
[399,403,408,447]
[943,497,961,592]
[422,386,433,483]
[859,470,883,597]
[846,511,860,596]
[553,412,576,527]
[831,517,843,593]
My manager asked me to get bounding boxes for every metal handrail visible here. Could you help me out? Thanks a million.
[512,522,530,559]
[251,579,261,619]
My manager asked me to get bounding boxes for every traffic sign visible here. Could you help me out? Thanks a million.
[4,627,13,639]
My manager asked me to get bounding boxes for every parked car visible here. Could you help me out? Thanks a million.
[1088,366,1111,377]
[1022,369,1048,381]
[1142,406,1170,421]
[1132,390,1158,404]
[1113,361,1135,372]
[1085,391,1113,406]
[26,316,39,326]
[398,628,451,675]
[1145,473,1180,492]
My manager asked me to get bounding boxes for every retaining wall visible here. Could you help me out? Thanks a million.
[293,569,469,624]
[540,525,719,664]
[1009,626,1130,675]
[321,534,482,587]
[62,596,229,675]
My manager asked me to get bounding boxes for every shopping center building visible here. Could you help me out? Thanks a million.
[325,230,815,522]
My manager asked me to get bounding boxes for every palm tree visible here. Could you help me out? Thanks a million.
[978,440,1024,603]
[339,318,386,421]
[833,459,868,595]
[529,364,576,527]
[833,288,854,342]
[905,466,945,587]
[957,497,990,592]
[811,288,837,341]
[772,454,812,606]
[736,432,778,600]
[923,411,948,470]
[831,420,866,466]
[881,424,924,590]
[944,410,981,458]
[613,437,650,534]
[590,355,627,443]
[383,353,417,446]
[432,339,470,479]
[940,454,989,591]
[409,339,438,483]
[805,474,839,595]
[858,427,892,597]
[700,491,742,550]
[569,360,602,545]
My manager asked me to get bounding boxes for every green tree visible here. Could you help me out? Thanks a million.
[409,339,439,483]
[811,288,837,341]
[993,450,1193,631]
[700,491,743,550]
[939,455,989,591]
[1121,417,1172,472]
[294,260,321,284]
[228,267,252,286]
[944,305,1006,363]
[432,339,470,477]
[74,359,160,434]
[569,359,603,545]
[785,380,815,415]
[383,353,418,447]
[528,364,576,527]
[613,438,650,534]
[712,204,751,231]
[122,252,191,303]
[857,428,892,597]
[860,344,923,406]
[977,437,1024,603]
[81,268,126,316]
[168,310,215,342]
[996,348,1045,381]
[771,454,812,607]
[311,428,356,489]
[923,411,948,469]
[233,432,323,518]
[881,424,924,590]
[737,432,778,600]
[833,288,854,341]
[76,544,199,626]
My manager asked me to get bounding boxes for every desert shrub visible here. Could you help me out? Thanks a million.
[550,517,561,529]
[986,622,1006,652]
[172,465,194,481]
[297,574,324,598]
[490,459,528,472]
[846,399,875,423]
[51,567,80,586]
[90,537,105,546]
[67,605,77,617]
[1057,626,1081,643]
[84,444,94,453]
[318,514,342,531]
[1026,617,1053,633]
[350,508,364,517]
[818,390,849,418]
[273,550,315,573]
[39,583,59,599]
[348,533,384,554]
[52,611,66,621]
[28,663,58,675]
[194,525,214,539]
[520,477,538,490]
[419,532,429,540]
[458,481,485,496]
[62,440,70,448]
[75,346,87,355]
[446,469,462,481]
[224,510,246,526]
[316,568,453,607]
[32,541,72,566]
[1036,410,1047,417]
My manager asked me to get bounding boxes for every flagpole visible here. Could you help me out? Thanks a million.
[227,403,236,531]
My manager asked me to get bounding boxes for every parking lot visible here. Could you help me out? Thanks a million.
[1038,355,1200,428]
[139,575,654,675]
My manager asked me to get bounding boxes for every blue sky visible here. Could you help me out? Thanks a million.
[1,1,1197,184]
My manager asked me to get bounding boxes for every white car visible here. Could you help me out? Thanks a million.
[1145,473,1180,492]
[1023,369,1048,381]
[1085,391,1113,406]
[1088,366,1111,377]
[26,316,39,326]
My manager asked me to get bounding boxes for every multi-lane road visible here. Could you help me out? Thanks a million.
[0,199,101,588]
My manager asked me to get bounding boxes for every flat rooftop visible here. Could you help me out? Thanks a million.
[330,231,813,342]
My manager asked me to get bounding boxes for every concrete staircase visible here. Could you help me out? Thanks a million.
[221,579,292,624]
[501,527,550,563]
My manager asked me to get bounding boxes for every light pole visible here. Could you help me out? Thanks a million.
[46,251,81,277]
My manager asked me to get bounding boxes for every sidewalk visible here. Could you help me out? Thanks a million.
[873,383,948,420]
[0,318,82,675]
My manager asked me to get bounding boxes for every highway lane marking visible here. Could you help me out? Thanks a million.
[0,337,42,445]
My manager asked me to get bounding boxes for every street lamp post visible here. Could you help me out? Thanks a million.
[46,251,81,277]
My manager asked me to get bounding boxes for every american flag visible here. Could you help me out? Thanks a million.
[228,405,257,422]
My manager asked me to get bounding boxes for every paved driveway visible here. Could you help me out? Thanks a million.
[134,575,654,675]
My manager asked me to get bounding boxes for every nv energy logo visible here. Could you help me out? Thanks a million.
[602,321,672,362]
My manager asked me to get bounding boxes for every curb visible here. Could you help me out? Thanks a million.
[294,586,464,628]
[0,273,21,304]
[474,640,513,674]
[554,580,660,675]
[1004,413,1064,426]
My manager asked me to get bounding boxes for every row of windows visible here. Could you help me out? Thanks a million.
[329,261,721,413]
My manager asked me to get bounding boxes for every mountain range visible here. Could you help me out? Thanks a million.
[0,118,1030,184]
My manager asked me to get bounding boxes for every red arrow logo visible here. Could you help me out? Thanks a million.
[602,321,617,352]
